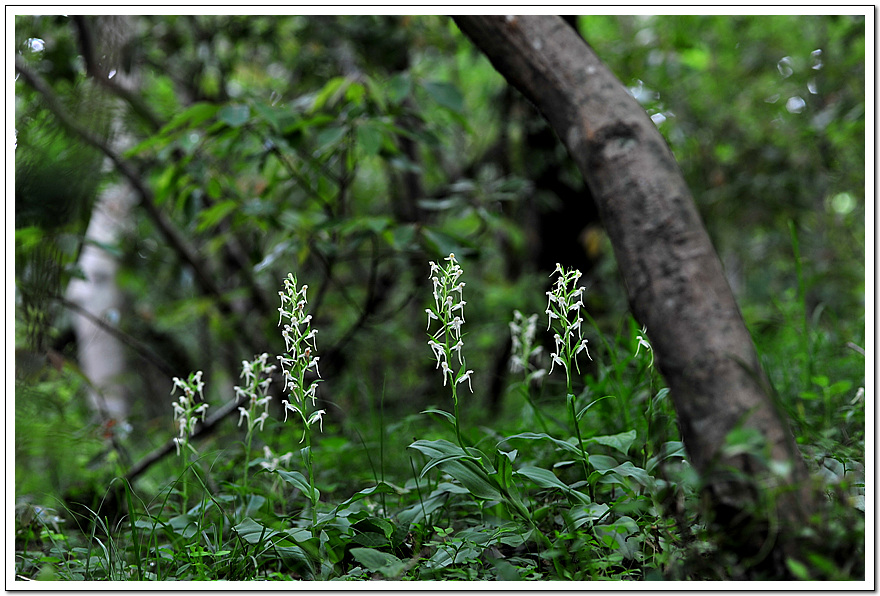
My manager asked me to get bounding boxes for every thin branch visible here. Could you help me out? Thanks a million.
[70,15,162,132]
[124,391,247,483]
[58,296,178,380]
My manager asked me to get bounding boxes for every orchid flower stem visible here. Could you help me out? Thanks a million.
[241,427,253,497]
[303,430,318,535]
[567,388,592,498]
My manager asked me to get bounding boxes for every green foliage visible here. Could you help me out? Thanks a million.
[14,14,864,582]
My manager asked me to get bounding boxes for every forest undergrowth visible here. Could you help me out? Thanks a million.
[14,251,865,583]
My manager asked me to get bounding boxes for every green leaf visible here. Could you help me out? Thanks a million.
[162,101,219,134]
[409,440,501,501]
[349,547,405,578]
[567,502,611,529]
[251,101,282,132]
[516,465,590,505]
[383,223,417,250]
[196,199,237,232]
[645,441,687,473]
[679,46,711,71]
[444,461,500,500]
[316,125,347,149]
[218,104,250,128]
[386,73,412,104]
[503,432,583,458]
[608,461,653,488]
[490,450,515,494]
[363,76,388,112]
[312,76,350,112]
[588,429,637,456]
[356,121,385,156]
[785,557,812,580]
[515,465,568,491]
[336,215,393,237]
[273,545,313,576]
[334,481,408,516]
[424,81,464,113]
[588,454,620,472]
[351,531,389,548]
[232,517,281,544]
[491,557,522,581]
[345,82,366,105]
[274,469,319,501]
[166,514,198,538]
[828,380,853,395]
[576,395,611,420]
[421,408,456,425]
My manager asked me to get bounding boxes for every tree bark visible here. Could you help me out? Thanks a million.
[66,16,138,424]
[453,15,815,575]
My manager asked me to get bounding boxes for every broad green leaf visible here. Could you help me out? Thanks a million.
[312,76,350,112]
[161,101,219,134]
[503,432,583,458]
[363,75,388,112]
[316,125,347,149]
[567,502,611,529]
[333,481,408,516]
[679,46,711,71]
[336,215,393,237]
[196,199,237,232]
[594,515,640,559]
[515,465,569,491]
[345,82,366,105]
[233,517,282,544]
[273,545,313,577]
[829,380,853,395]
[382,223,417,250]
[489,449,521,510]
[424,81,464,113]
[588,454,620,472]
[351,531,389,548]
[356,121,385,155]
[166,513,198,538]
[786,557,812,580]
[349,547,405,578]
[387,72,412,104]
[588,429,637,456]
[492,557,522,581]
[645,441,687,472]
[441,460,502,501]
[609,461,653,487]
[251,101,282,132]
[274,469,320,501]
[218,104,250,128]
[516,466,590,505]
[409,438,466,460]
[421,408,456,425]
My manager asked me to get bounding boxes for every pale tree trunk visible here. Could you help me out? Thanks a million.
[65,16,137,426]
[453,15,817,576]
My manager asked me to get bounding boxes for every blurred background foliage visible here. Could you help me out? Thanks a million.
[14,15,864,507]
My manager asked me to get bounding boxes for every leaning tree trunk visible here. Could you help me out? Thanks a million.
[453,15,817,577]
